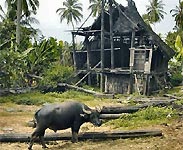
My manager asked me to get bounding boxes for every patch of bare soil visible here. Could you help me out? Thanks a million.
[0,104,183,150]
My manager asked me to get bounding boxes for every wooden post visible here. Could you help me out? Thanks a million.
[128,30,135,94]
[86,36,91,85]
[100,0,105,92]
[72,32,77,70]
[131,30,135,48]
[109,0,114,69]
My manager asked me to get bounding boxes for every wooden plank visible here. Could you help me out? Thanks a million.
[0,130,162,142]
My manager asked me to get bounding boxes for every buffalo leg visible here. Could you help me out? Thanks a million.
[39,130,48,149]
[28,127,46,150]
[28,131,38,150]
[71,131,78,143]
[71,125,80,143]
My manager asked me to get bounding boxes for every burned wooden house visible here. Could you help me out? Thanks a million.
[71,0,175,95]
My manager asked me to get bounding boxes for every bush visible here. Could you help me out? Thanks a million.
[170,73,183,86]
[40,64,74,87]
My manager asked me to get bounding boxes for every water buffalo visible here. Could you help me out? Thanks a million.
[28,101,102,150]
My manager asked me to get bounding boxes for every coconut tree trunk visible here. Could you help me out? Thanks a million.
[16,0,22,46]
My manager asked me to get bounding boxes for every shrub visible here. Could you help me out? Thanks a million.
[170,73,183,86]
[40,64,74,87]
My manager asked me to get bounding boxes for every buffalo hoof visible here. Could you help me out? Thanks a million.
[42,145,48,149]
[71,139,78,143]
[28,147,32,150]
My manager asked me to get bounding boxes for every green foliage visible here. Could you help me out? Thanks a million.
[40,64,74,86]
[168,59,182,87]
[56,0,83,29]
[145,0,166,24]
[106,106,177,129]
[27,37,62,75]
[175,35,183,59]
[0,36,65,88]
[170,0,183,30]
[57,90,94,101]
[170,72,183,86]
[165,31,177,50]
[0,40,29,88]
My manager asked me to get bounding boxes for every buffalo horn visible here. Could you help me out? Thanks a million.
[95,106,102,113]
[82,106,91,114]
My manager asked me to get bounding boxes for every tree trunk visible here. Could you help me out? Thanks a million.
[16,0,21,46]
[0,130,162,142]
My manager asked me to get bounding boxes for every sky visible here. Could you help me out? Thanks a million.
[0,0,180,42]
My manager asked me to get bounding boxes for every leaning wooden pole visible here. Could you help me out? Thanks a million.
[0,130,162,142]
[100,0,105,92]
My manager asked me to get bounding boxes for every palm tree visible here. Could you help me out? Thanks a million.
[88,0,101,17]
[146,0,166,24]
[142,14,151,27]
[170,0,183,31]
[0,5,6,21]
[5,0,39,45]
[56,0,83,30]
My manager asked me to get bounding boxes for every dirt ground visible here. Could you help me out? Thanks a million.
[0,104,183,150]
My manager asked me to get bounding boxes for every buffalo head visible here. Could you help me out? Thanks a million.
[81,106,102,127]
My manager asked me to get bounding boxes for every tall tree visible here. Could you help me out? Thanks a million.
[146,0,166,24]
[56,0,83,29]
[88,0,101,17]
[5,0,39,45]
[170,1,183,82]
[0,5,6,21]
[170,0,183,31]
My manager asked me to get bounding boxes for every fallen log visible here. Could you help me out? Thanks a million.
[101,100,176,114]
[101,104,149,114]
[99,114,125,119]
[58,83,114,99]
[134,97,177,103]
[0,130,162,142]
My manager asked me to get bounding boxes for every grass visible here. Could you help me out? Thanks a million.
[0,90,112,106]
[0,86,182,130]
[0,91,56,105]
[105,106,178,129]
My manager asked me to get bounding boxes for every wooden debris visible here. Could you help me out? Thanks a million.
[163,94,181,100]
[0,130,162,142]
[58,83,114,99]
